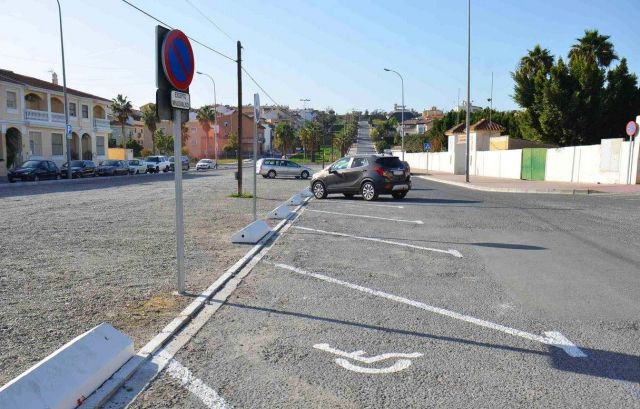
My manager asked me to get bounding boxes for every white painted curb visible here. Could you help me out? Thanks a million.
[300,187,314,198]
[0,323,133,409]
[267,203,294,220]
[288,193,304,206]
[231,219,271,244]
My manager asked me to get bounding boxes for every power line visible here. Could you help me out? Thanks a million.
[184,0,234,41]
[120,0,236,63]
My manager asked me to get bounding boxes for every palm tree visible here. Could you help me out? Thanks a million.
[141,103,159,154]
[196,105,216,158]
[111,94,133,151]
[519,45,554,77]
[275,122,295,157]
[569,30,618,67]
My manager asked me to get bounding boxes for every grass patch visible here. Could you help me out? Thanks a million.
[289,146,338,164]
[227,192,254,198]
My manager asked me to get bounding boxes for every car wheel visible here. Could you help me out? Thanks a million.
[135,170,139,175]
[301,170,310,179]
[312,181,327,199]
[343,193,354,198]
[361,181,378,201]
[163,166,169,173]
[155,166,160,173]
[262,175,268,178]
[267,170,276,179]
[392,191,407,199]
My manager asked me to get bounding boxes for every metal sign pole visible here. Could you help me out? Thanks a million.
[253,93,260,221]
[173,109,185,293]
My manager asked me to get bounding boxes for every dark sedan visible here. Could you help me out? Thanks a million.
[8,160,60,183]
[60,160,97,178]
[96,160,129,176]
[169,156,190,172]
[311,155,411,201]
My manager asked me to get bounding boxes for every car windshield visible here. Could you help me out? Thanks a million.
[146,157,160,163]
[102,160,119,166]
[70,161,84,167]
[169,157,175,162]
[20,160,41,168]
[375,156,403,168]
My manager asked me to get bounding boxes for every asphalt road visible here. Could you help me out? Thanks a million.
[114,176,640,408]
[347,121,376,156]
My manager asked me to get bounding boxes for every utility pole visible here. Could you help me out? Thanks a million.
[56,0,72,179]
[488,72,493,125]
[236,41,243,195]
[465,0,471,183]
[196,71,218,162]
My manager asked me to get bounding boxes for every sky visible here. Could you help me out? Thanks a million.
[1,0,638,114]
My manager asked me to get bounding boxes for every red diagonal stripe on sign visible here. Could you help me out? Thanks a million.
[171,41,190,84]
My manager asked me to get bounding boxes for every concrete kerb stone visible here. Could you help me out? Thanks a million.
[417,175,605,195]
[82,190,311,408]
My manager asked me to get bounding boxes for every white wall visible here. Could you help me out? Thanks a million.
[473,149,522,179]
[393,151,454,173]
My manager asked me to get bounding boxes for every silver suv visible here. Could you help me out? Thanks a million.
[257,158,312,179]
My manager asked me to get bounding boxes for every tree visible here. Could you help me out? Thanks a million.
[110,94,133,152]
[125,139,143,157]
[602,58,640,139]
[274,122,296,156]
[569,29,618,68]
[153,129,173,155]
[223,131,238,153]
[299,121,323,161]
[196,106,216,156]
[141,103,159,154]
[140,148,152,158]
[181,122,190,146]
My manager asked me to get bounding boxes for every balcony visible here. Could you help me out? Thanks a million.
[25,109,49,122]
[51,113,66,123]
[94,118,111,132]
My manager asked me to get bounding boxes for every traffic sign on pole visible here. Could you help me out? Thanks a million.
[626,121,638,139]
[161,30,195,92]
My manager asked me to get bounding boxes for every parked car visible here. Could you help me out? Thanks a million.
[127,159,148,174]
[7,160,60,182]
[196,158,216,171]
[310,155,411,201]
[60,160,97,178]
[169,156,189,171]
[96,160,129,176]
[144,156,170,173]
[257,158,312,179]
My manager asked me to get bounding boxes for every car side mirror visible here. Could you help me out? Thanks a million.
[328,167,335,174]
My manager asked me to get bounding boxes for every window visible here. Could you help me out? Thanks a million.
[69,102,77,117]
[375,156,403,168]
[6,91,17,110]
[331,157,351,171]
[51,133,64,156]
[29,131,43,156]
[82,105,89,119]
[96,136,105,156]
[47,161,57,171]
[351,158,369,168]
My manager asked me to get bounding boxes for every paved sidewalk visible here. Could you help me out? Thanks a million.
[415,171,640,194]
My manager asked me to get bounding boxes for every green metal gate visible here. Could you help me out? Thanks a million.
[521,148,547,181]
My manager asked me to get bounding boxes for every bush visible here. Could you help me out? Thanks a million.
[140,148,152,158]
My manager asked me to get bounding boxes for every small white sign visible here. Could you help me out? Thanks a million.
[171,90,190,110]
[253,93,260,122]
[213,124,220,133]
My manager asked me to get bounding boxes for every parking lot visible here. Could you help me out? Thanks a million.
[109,176,640,408]
[0,166,313,386]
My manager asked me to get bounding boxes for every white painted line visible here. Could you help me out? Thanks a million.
[306,208,423,225]
[314,343,422,364]
[293,226,462,258]
[273,263,586,358]
[335,358,413,374]
[165,357,231,408]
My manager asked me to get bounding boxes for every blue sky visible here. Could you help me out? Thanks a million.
[1,0,638,114]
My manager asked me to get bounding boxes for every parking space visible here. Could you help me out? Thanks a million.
[122,177,640,408]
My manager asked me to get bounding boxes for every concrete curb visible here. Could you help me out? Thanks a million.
[83,192,311,408]
[416,175,604,195]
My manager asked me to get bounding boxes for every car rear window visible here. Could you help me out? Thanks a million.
[375,156,403,168]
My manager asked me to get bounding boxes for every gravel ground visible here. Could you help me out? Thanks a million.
[0,168,314,385]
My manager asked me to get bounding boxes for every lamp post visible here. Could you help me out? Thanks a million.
[384,68,404,160]
[196,71,218,162]
[56,0,72,179]
[465,0,471,183]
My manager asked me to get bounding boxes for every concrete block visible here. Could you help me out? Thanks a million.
[0,323,133,409]
[267,203,293,219]
[300,187,314,198]
[231,220,271,244]
[287,194,304,206]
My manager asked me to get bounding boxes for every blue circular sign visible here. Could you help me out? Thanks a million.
[162,30,194,91]
[626,121,638,138]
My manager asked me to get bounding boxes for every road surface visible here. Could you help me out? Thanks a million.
[347,121,377,156]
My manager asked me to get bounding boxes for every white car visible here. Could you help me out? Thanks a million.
[144,156,171,173]
[196,159,216,171]
[127,159,147,174]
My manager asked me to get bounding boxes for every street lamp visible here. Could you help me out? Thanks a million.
[465,0,471,183]
[384,68,404,160]
[56,0,72,179]
[196,71,218,162]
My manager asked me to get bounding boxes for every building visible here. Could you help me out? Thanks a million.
[422,106,444,120]
[403,118,434,135]
[184,109,264,159]
[446,118,505,174]
[455,100,483,114]
[110,109,145,148]
[387,104,419,123]
[0,69,111,177]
